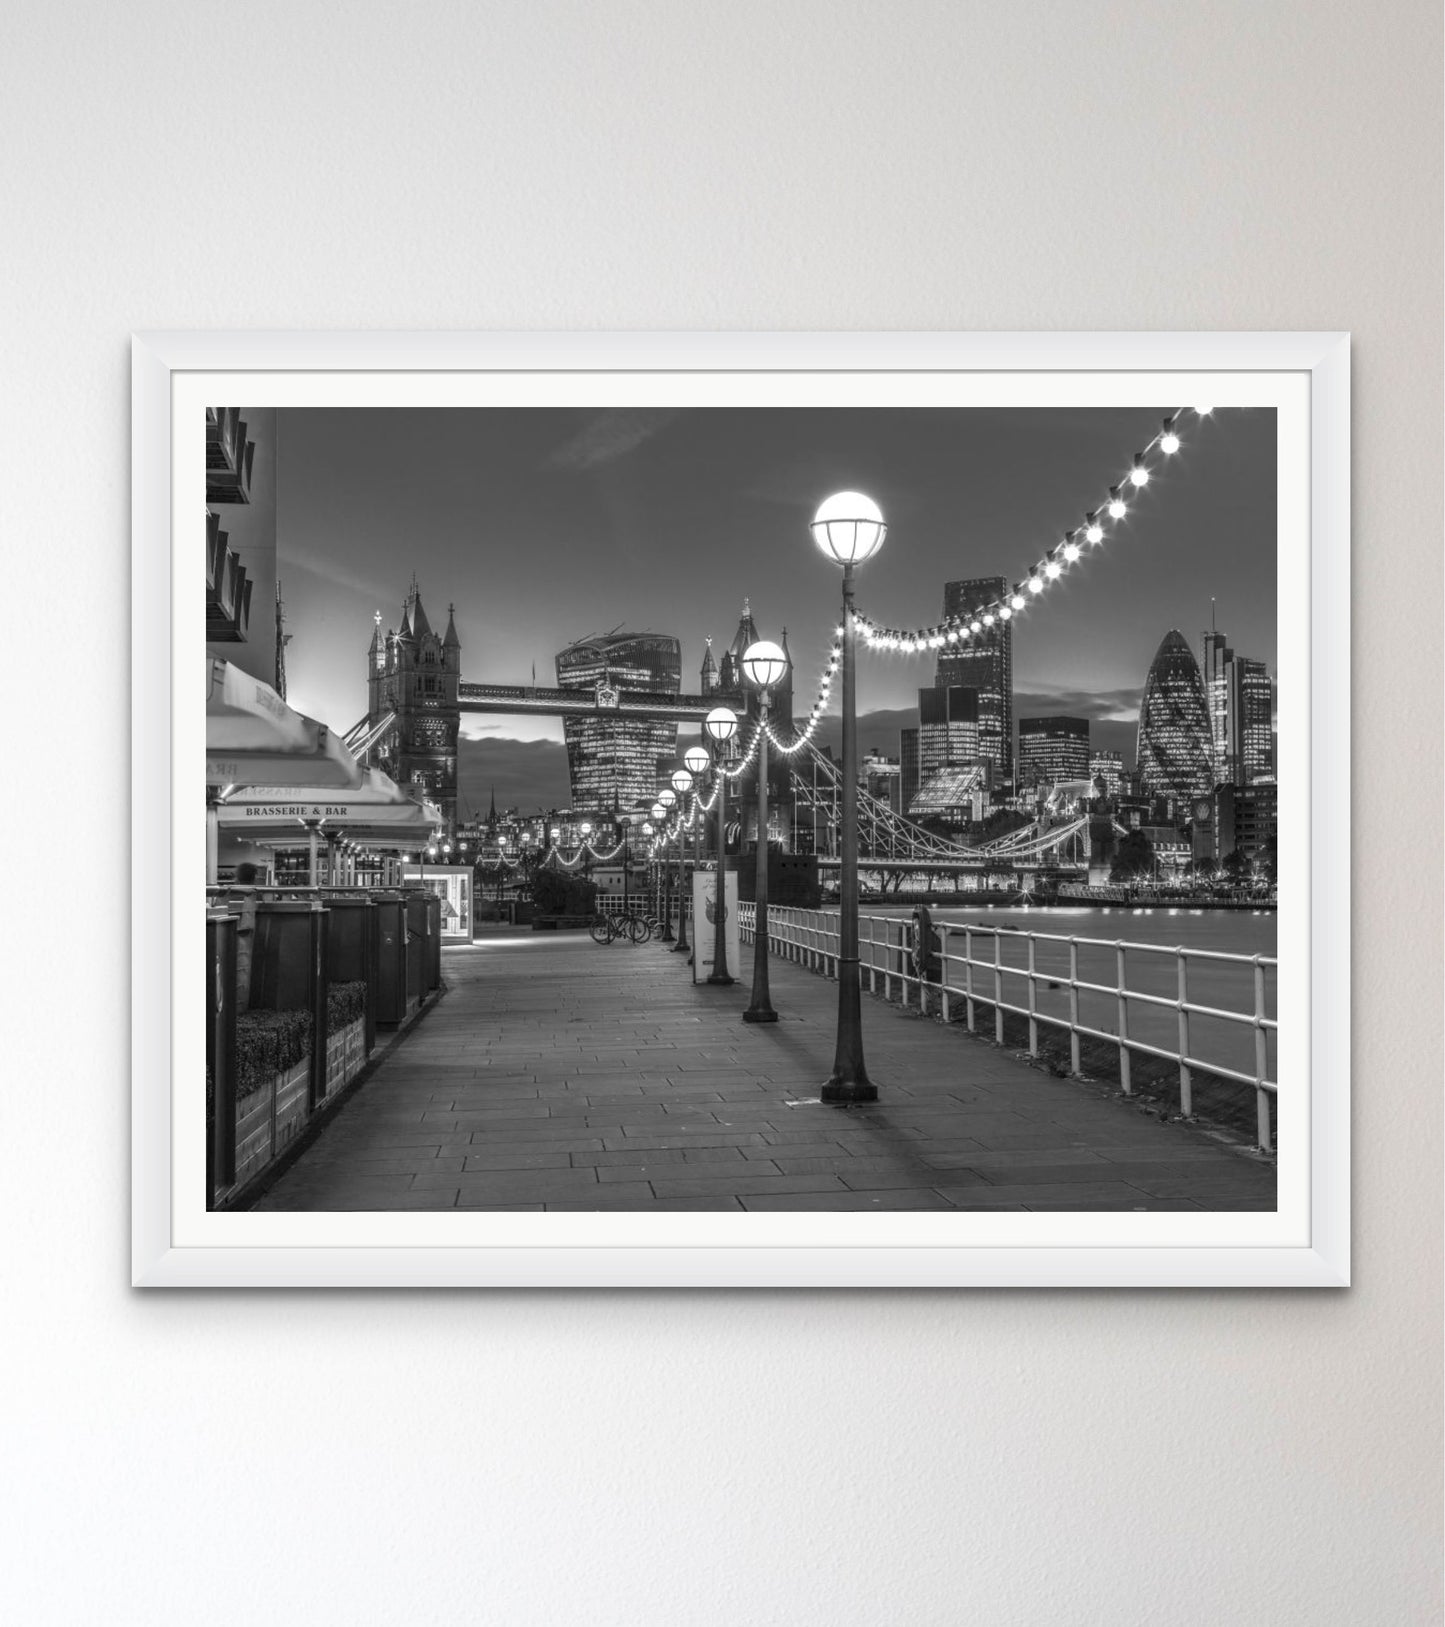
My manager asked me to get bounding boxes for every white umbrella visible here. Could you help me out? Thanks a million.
[206,659,362,789]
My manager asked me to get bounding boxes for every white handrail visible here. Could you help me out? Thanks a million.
[735,904,1278,1152]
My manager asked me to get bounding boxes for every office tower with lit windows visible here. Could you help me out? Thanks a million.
[1090,748,1125,798]
[555,630,682,817]
[935,576,1013,781]
[1230,657,1274,784]
[1136,629,1215,805]
[1201,620,1233,778]
[1017,716,1090,791]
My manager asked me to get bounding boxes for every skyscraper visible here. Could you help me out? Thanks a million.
[1137,629,1214,805]
[1200,615,1274,786]
[555,630,682,817]
[918,686,980,778]
[1230,657,1274,784]
[1017,716,1090,791]
[935,576,1013,781]
[1201,617,1233,779]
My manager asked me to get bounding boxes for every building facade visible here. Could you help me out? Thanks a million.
[1201,620,1274,786]
[1136,629,1215,807]
[935,576,1013,781]
[366,581,461,833]
[1089,748,1126,798]
[1214,782,1278,864]
[1017,715,1090,791]
[1230,657,1275,784]
[555,630,683,818]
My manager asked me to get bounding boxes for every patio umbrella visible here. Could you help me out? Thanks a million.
[206,658,363,789]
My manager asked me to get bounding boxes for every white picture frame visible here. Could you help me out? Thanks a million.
[133,330,1349,1287]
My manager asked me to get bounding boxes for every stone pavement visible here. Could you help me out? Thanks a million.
[255,930,1277,1213]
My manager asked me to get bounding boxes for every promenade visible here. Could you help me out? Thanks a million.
[255,930,1277,1212]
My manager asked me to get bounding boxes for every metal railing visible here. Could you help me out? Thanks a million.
[738,904,1278,1151]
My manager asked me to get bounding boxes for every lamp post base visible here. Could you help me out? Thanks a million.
[821,1074,877,1104]
[742,1007,778,1024]
[705,973,735,987]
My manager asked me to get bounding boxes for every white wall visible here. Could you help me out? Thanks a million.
[3,3,1439,1621]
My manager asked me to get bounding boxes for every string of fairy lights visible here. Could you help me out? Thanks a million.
[849,408,1208,652]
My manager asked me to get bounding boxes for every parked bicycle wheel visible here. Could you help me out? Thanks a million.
[626,914,651,943]
[588,914,616,945]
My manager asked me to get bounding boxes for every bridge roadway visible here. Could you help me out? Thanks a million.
[458,682,744,723]
[254,930,1276,1213]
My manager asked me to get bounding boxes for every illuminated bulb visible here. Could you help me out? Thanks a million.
[1045,561,1062,579]
[1194,406,1212,415]
[1108,498,1127,520]
[983,613,994,626]
[998,606,1012,621]
[1086,523,1104,544]
[1063,542,1081,562]
[1160,431,1180,455]
[1028,576,1044,595]
[970,619,982,633]
[1010,593,1026,610]
[1130,462,1150,488]
[946,628,958,643]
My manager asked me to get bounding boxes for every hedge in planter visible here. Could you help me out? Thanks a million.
[234,1008,313,1099]
[327,980,366,1031]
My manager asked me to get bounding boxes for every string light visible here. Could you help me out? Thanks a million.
[844,410,1201,655]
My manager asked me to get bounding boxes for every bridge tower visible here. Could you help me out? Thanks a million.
[365,580,460,835]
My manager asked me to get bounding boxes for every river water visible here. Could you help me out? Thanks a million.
[847,904,1278,1083]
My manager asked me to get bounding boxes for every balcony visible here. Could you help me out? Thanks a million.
[206,406,254,504]
[206,509,252,642]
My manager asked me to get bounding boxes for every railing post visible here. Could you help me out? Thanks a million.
[964,926,975,1033]
[1254,956,1272,1152]
[1115,942,1131,1094]
[940,925,951,1024]
[1068,939,1080,1076]
[993,934,1004,1045]
[1026,935,1038,1056]
[1177,953,1193,1118]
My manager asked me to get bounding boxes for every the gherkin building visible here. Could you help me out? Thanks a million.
[1136,629,1214,802]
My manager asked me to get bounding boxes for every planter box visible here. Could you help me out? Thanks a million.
[233,1080,276,1189]
[273,1058,310,1152]
[326,1018,367,1095]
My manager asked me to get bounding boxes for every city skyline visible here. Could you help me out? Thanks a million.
[274,406,1277,814]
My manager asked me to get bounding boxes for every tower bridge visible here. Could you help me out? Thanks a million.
[354,581,1112,877]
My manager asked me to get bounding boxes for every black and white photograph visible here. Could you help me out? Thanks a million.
[202,391,1286,1219]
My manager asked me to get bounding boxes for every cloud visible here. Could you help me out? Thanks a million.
[544,409,679,472]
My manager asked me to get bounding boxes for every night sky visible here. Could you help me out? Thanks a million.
[275,407,1276,816]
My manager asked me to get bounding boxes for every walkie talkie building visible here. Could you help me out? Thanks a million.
[556,630,683,817]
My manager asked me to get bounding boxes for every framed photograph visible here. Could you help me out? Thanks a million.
[133,330,1349,1287]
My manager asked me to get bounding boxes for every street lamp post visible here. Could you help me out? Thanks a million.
[669,768,694,954]
[683,746,710,965]
[740,639,788,1024]
[811,491,887,1102]
[657,789,678,941]
[703,705,739,985]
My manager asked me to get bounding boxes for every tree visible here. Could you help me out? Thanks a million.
[1221,847,1250,883]
[1192,854,1217,880]
[1256,835,1278,886]
[531,867,599,918]
[1110,827,1156,883]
